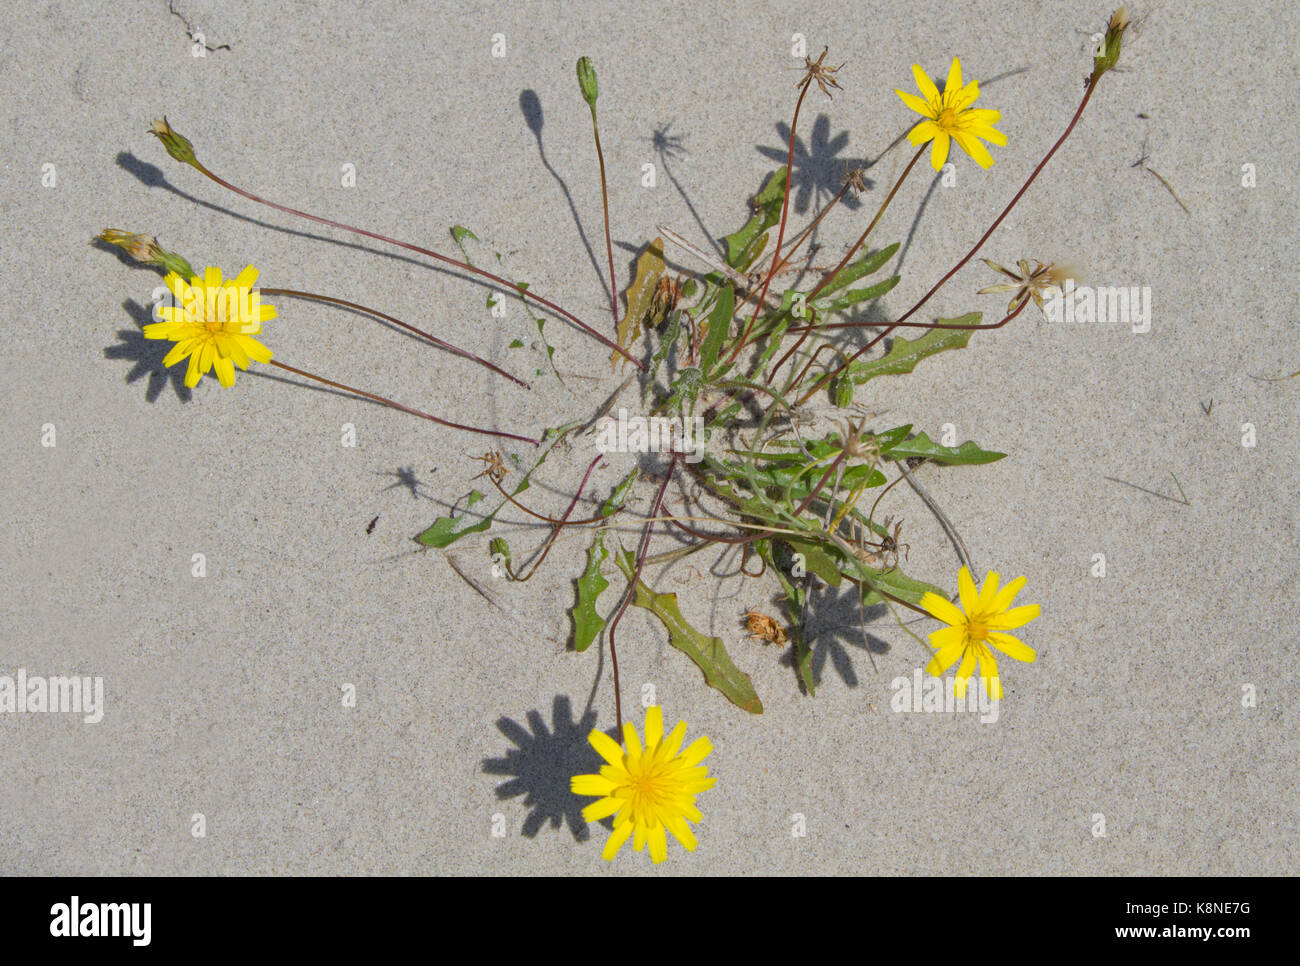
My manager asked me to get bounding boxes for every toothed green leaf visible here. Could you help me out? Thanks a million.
[617,552,763,714]
[881,432,1006,465]
[846,314,981,385]
[571,531,610,652]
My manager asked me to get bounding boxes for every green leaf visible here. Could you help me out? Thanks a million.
[699,284,735,376]
[489,537,511,570]
[570,531,609,651]
[765,541,814,696]
[812,274,900,316]
[416,425,575,548]
[509,338,524,348]
[832,374,853,407]
[859,567,946,608]
[645,310,680,401]
[781,537,842,588]
[617,552,763,714]
[664,366,704,418]
[881,432,1005,465]
[601,469,638,517]
[723,168,787,270]
[451,225,479,262]
[846,314,981,385]
[613,238,665,371]
[817,243,900,297]
[415,511,493,549]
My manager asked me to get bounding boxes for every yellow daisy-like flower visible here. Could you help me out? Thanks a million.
[895,57,1006,170]
[920,567,1040,700]
[143,265,276,388]
[571,705,716,864]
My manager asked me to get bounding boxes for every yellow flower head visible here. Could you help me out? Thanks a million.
[571,705,716,864]
[920,566,1039,700]
[143,265,276,388]
[895,57,1006,170]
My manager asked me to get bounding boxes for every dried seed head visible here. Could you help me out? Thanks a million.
[796,46,845,98]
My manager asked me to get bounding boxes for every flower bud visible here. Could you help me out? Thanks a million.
[576,56,599,110]
[1093,6,1130,79]
[149,117,199,168]
[96,229,195,278]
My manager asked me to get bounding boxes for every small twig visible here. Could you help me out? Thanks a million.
[1132,135,1190,215]
[445,553,509,612]
[1104,473,1190,507]
[168,1,232,52]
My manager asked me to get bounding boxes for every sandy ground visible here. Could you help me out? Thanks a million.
[1,0,1296,875]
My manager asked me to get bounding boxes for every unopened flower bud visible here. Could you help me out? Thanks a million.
[1093,6,1130,79]
[576,56,599,110]
[96,228,195,278]
[149,116,199,168]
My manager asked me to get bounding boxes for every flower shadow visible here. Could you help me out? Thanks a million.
[778,579,890,691]
[103,298,192,403]
[756,114,871,215]
[482,694,608,841]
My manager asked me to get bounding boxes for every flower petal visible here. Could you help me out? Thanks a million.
[976,650,1002,699]
[601,821,633,861]
[989,575,1028,613]
[622,720,643,759]
[213,356,236,388]
[588,729,625,768]
[928,624,967,651]
[907,120,939,146]
[895,88,935,118]
[953,649,978,698]
[926,640,966,676]
[581,796,623,822]
[944,57,963,100]
[978,570,1001,611]
[988,604,1040,631]
[929,131,950,170]
[643,705,663,749]
[988,631,1036,663]
[678,735,712,769]
[911,63,940,105]
[951,78,981,111]
[648,824,668,864]
[571,774,617,798]
[231,265,259,290]
[665,814,698,852]
[952,131,995,169]
[920,592,965,627]
[957,567,979,613]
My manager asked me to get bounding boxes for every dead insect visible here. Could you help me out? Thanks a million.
[365,515,379,534]
[470,450,510,485]
[742,609,789,646]
[650,273,685,322]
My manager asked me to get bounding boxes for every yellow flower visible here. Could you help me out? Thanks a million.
[919,566,1039,700]
[571,705,716,864]
[895,57,1006,170]
[144,266,276,388]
